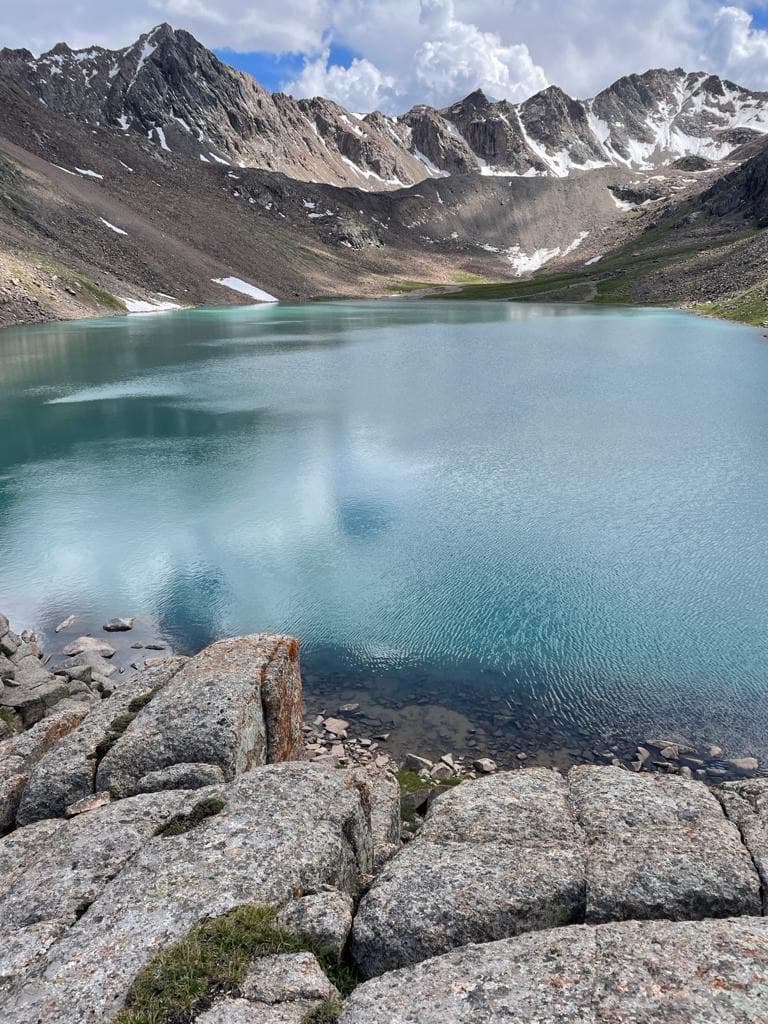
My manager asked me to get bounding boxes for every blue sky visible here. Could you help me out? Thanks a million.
[215,43,357,95]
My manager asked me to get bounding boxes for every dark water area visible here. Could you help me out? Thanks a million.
[2,300,768,765]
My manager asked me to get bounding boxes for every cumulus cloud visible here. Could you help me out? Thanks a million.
[286,0,548,111]
[3,0,768,112]
[287,48,397,111]
[703,5,768,87]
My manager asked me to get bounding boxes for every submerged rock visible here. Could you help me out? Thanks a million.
[102,617,135,632]
[62,636,116,658]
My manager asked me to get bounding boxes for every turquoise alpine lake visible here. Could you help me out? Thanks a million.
[2,300,768,757]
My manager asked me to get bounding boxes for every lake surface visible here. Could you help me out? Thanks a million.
[2,300,768,761]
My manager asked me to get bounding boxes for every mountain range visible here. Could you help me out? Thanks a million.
[0,23,767,326]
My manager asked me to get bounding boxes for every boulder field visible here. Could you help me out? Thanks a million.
[1,619,768,1022]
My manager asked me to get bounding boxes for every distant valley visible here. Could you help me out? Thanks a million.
[1,23,767,326]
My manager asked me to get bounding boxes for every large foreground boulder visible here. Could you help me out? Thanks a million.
[340,917,768,1024]
[570,765,761,923]
[96,634,304,797]
[15,658,186,825]
[351,766,762,976]
[351,769,586,977]
[1,763,373,1023]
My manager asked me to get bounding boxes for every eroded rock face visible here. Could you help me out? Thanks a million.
[340,917,768,1024]
[0,708,89,834]
[1,763,372,1023]
[716,777,768,914]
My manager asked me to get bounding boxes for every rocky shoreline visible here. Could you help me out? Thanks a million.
[2,610,764,789]
[2,613,768,1021]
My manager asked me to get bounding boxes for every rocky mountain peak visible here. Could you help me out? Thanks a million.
[2,23,768,189]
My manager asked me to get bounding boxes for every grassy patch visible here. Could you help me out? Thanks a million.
[385,280,435,294]
[396,768,462,833]
[47,261,125,311]
[450,270,500,285]
[698,282,768,325]
[438,229,756,307]
[156,797,227,838]
[0,707,21,733]
[114,905,360,1024]
[303,1000,344,1023]
[394,768,462,794]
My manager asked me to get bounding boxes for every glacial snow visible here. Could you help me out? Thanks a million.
[211,277,278,303]
[122,297,181,313]
[99,218,128,235]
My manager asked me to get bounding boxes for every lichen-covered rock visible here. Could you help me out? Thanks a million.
[2,763,371,1023]
[197,998,323,1023]
[65,791,111,817]
[136,762,226,793]
[16,659,185,825]
[239,952,338,1003]
[0,708,89,833]
[340,917,768,1024]
[351,839,585,978]
[0,791,191,993]
[277,890,354,959]
[716,777,768,914]
[95,635,304,798]
[349,764,400,868]
[196,952,339,1022]
[350,770,586,977]
[570,766,761,922]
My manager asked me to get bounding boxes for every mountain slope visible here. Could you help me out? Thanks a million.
[443,134,768,322]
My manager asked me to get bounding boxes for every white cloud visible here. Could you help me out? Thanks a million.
[3,0,768,113]
[286,48,398,111]
[286,0,548,111]
[703,5,768,87]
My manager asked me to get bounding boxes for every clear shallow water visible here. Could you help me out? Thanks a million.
[2,301,768,756]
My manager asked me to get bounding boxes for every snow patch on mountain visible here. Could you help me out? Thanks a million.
[212,277,278,303]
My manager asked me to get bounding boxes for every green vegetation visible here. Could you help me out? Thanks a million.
[156,797,227,838]
[437,227,758,319]
[396,768,462,833]
[127,691,157,714]
[385,280,436,293]
[93,709,139,761]
[698,282,768,325]
[0,707,21,733]
[303,999,344,1023]
[114,905,360,1024]
[48,261,125,311]
[450,270,500,285]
